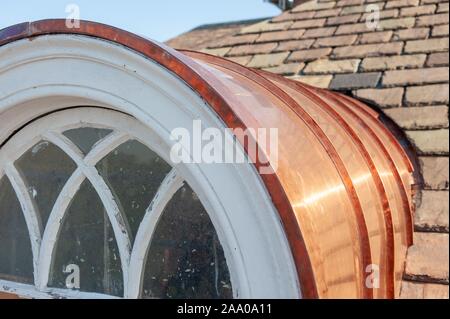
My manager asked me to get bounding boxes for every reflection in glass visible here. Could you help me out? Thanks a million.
[63,127,113,155]
[96,140,172,244]
[49,180,123,296]
[141,183,233,299]
[0,177,34,284]
[15,141,77,228]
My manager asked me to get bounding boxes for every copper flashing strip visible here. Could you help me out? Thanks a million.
[337,93,414,174]
[334,94,414,246]
[183,50,373,299]
[261,73,396,299]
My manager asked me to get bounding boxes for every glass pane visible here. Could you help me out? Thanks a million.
[49,180,123,297]
[0,176,34,284]
[141,183,233,299]
[15,141,77,228]
[96,140,172,244]
[63,127,113,155]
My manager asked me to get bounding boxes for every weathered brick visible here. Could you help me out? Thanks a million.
[314,8,343,18]
[304,59,360,74]
[272,10,316,22]
[417,13,450,26]
[421,0,448,5]
[361,54,427,71]
[228,43,277,56]
[376,17,416,30]
[358,31,393,44]
[400,281,449,299]
[406,84,449,105]
[421,0,448,4]
[313,34,358,47]
[303,26,337,38]
[330,72,382,89]
[256,29,306,43]
[226,55,253,66]
[361,9,400,21]
[291,18,326,30]
[432,24,450,36]
[247,52,290,68]
[401,4,437,16]
[404,232,449,283]
[291,75,333,88]
[326,13,362,26]
[415,190,449,232]
[405,38,449,53]
[354,88,404,107]
[336,22,372,35]
[201,47,231,57]
[288,48,333,62]
[333,42,403,58]
[240,20,292,34]
[383,67,449,86]
[437,2,449,13]
[427,52,449,66]
[263,63,305,76]
[421,156,450,190]
[336,0,365,7]
[341,5,368,15]
[394,27,430,40]
[292,0,336,12]
[214,34,259,48]
[386,105,449,129]
[276,39,315,51]
[406,129,449,154]
[386,0,420,8]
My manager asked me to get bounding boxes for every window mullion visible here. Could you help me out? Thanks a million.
[36,167,85,290]
[43,132,85,166]
[42,131,132,297]
[82,165,132,296]
[84,131,129,166]
[127,168,183,298]
[3,162,42,286]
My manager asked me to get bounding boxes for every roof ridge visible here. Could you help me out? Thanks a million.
[190,17,273,32]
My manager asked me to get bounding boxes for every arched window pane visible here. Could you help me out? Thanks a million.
[49,180,123,296]
[15,141,77,228]
[96,140,172,244]
[141,183,233,299]
[0,177,34,284]
[63,127,113,155]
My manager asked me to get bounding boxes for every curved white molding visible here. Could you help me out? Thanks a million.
[0,35,300,299]
[128,169,184,298]
[36,168,85,291]
[40,131,132,296]
[3,162,42,283]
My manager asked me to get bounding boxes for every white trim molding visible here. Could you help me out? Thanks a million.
[0,34,300,299]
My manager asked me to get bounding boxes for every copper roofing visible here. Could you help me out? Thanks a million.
[0,19,417,298]
[167,0,450,299]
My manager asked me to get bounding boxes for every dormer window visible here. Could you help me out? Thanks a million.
[0,20,415,299]
[0,109,232,299]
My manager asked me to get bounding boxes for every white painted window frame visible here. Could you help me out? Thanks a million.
[0,108,206,298]
[0,34,301,299]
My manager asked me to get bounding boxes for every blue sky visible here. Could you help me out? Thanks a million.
[0,0,281,42]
